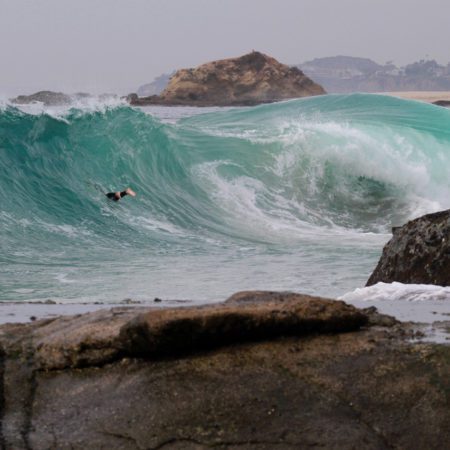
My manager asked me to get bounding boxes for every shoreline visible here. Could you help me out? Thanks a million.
[381,90,450,103]
[2,294,449,343]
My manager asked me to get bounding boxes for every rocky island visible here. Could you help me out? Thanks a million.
[10,91,117,106]
[11,91,87,106]
[128,51,326,107]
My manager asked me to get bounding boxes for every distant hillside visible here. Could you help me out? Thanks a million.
[298,56,450,93]
[137,72,174,97]
[302,56,384,74]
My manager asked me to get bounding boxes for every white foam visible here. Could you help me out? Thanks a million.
[191,160,387,245]
[340,282,450,335]
[129,215,185,236]
[3,94,127,120]
[54,273,76,284]
[192,110,450,235]
[340,282,450,303]
[35,219,93,238]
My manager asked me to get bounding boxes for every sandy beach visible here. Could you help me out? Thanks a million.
[383,91,450,103]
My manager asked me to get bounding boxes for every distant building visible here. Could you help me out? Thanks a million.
[298,56,450,93]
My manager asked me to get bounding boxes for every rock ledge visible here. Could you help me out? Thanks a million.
[1,292,366,370]
[0,292,448,450]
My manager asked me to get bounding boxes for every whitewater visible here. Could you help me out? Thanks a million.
[1,93,450,334]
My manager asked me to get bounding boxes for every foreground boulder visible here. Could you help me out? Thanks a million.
[129,51,326,106]
[120,292,366,358]
[0,291,448,449]
[367,209,450,286]
[0,292,365,371]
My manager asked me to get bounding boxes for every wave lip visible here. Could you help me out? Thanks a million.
[2,94,450,242]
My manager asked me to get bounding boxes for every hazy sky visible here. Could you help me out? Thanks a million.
[1,0,449,95]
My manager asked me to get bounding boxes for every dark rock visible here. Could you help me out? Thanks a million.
[11,91,115,106]
[121,298,140,305]
[128,51,326,107]
[0,292,448,449]
[360,306,399,327]
[11,90,72,106]
[119,292,366,358]
[367,209,450,286]
[225,290,297,304]
[124,92,138,103]
[433,100,450,107]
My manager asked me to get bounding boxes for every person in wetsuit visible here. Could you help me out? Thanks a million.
[106,187,136,201]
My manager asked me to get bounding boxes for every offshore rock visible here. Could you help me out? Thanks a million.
[433,99,450,107]
[10,91,94,106]
[11,90,72,106]
[0,292,449,449]
[367,209,450,286]
[10,91,112,106]
[129,51,326,106]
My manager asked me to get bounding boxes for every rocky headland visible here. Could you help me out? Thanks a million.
[0,290,449,449]
[128,51,326,107]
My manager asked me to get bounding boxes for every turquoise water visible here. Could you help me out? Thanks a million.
[1,94,450,303]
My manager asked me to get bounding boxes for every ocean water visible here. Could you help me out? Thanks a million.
[1,94,450,315]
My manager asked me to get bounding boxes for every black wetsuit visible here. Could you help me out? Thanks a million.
[106,191,128,201]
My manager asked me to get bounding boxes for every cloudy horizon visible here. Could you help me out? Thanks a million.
[1,0,449,96]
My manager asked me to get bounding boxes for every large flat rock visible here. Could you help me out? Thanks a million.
[0,292,366,370]
[0,292,448,449]
[119,292,367,358]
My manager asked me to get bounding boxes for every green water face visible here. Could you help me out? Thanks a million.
[1,94,449,302]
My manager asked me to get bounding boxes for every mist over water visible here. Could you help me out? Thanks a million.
[1,94,450,303]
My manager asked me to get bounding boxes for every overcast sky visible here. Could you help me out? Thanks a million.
[1,0,449,95]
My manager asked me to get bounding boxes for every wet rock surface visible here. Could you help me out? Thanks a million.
[119,292,366,359]
[367,209,450,286]
[0,291,448,449]
[129,51,325,107]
